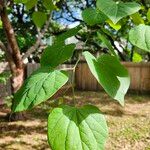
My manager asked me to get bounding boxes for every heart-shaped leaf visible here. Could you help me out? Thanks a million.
[12,67,68,112]
[83,52,130,106]
[55,25,81,43]
[32,12,47,28]
[97,0,141,24]
[131,13,144,25]
[41,43,75,68]
[129,24,150,52]
[97,32,117,57]
[48,105,108,150]
[43,0,57,11]
[106,19,122,30]
[25,0,37,10]
[82,8,107,26]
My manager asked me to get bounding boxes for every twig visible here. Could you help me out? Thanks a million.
[60,68,74,71]
[0,40,16,71]
[71,57,80,106]
[22,14,52,60]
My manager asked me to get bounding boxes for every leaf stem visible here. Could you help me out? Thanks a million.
[71,38,88,106]
[72,57,80,106]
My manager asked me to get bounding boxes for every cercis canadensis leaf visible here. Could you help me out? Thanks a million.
[131,13,144,25]
[12,67,68,112]
[129,24,150,52]
[82,8,107,26]
[96,0,141,24]
[97,32,117,57]
[43,0,57,11]
[55,25,81,43]
[83,52,130,106]
[32,11,47,28]
[48,105,108,150]
[41,43,76,68]
[25,0,37,10]
[106,19,122,30]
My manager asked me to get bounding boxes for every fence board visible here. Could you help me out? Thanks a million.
[0,62,150,102]
[26,63,40,77]
[26,63,74,84]
[76,62,150,92]
[140,63,150,91]
[0,63,11,105]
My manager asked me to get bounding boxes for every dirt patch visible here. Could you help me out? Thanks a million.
[0,91,150,150]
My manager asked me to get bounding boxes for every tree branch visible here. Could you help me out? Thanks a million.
[75,35,108,53]
[0,40,6,52]
[0,1,23,69]
[0,40,16,73]
[104,33,127,61]
[22,14,52,60]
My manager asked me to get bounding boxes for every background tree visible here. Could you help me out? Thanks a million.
[0,0,57,120]
[53,0,150,61]
[0,0,150,121]
[0,0,150,149]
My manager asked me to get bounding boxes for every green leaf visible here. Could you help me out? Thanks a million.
[83,52,130,106]
[101,27,114,38]
[0,20,2,29]
[32,12,47,28]
[97,32,117,57]
[25,0,37,10]
[55,25,81,43]
[12,67,68,112]
[14,0,28,4]
[82,8,107,26]
[131,13,144,25]
[147,8,150,22]
[41,43,75,68]
[48,105,108,150]
[96,0,141,24]
[106,19,122,30]
[129,24,150,52]
[43,0,57,11]
[133,52,142,63]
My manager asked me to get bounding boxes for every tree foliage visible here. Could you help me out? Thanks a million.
[0,0,150,149]
[54,0,150,61]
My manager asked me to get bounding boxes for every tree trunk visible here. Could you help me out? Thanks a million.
[0,1,25,121]
[8,67,26,121]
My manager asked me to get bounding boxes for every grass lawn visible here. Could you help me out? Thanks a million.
[0,91,150,150]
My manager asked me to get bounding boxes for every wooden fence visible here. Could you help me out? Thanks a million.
[0,62,150,102]
[0,63,74,103]
[75,62,150,93]
[26,63,74,84]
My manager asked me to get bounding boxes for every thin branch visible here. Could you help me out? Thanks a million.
[22,14,52,60]
[0,40,16,72]
[75,35,108,53]
[0,1,23,69]
[0,40,7,52]
[104,34,126,61]
[22,38,41,60]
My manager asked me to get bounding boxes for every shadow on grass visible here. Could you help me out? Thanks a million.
[0,91,149,146]
[0,140,49,150]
